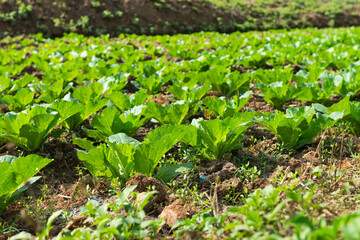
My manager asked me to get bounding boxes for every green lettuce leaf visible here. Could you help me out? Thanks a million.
[2,88,34,112]
[184,112,255,160]
[202,91,252,118]
[0,154,52,212]
[327,96,360,136]
[257,106,339,149]
[145,100,200,125]
[77,125,188,182]
[0,106,61,151]
[85,105,148,141]
[62,83,109,129]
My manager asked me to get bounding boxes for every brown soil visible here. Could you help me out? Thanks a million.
[2,0,360,37]
[159,199,198,228]
[126,174,169,215]
[0,0,233,37]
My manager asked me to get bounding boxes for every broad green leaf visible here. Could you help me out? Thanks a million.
[133,125,188,175]
[50,100,85,122]
[73,82,104,105]
[0,106,62,151]
[107,132,141,147]
[257,106,336,149]
[87,106,147,141]
[77,144,116,179]
[327,96,360,136]
[154,162,193,183]
[257,81,299,109]
[185,112,255,160]
[3,88,34,112]
[202,91,252,118]
[0,154,51,212]
[73,137,95,151]
[63,97,108,130]
[169,84,210,101]
[145,100,199,125]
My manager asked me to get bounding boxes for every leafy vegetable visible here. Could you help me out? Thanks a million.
[256,106,341,149]
[293,64,324,84]
[197,66,251,97]
[255,67,300,109]
[107,89,149,112]
[77,125,187,183]
[98,72,128,95]
[62,83,109,129]
[30,80,72,103]
[202,91,252,118]
[0,154,52,212]
[327,69,360,97]
[136,72,164,94]
[0,106,61,151]
[0,102,82,151]
[145,100,200,125]
[257,81,299,110]
[169,84,210,102]
[85,105,148,141]
[327,96,360,136]
[183,112,255,160]
[2,88,34,112]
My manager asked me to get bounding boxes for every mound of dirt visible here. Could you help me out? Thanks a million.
[126,174,169,214]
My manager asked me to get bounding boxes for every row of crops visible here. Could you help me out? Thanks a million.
[2,27,360,237]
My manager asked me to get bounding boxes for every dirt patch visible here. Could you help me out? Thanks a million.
[146,93,174,106]
[132,121,160,142]
[245,88,275,113]
[159,199,198,228]
[216,177,245,198]
[126,174,169,214]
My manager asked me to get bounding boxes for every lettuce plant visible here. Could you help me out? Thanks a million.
[2,88,34,112]
[296,82,334,104]
[197,66,251,97]
[256,106,341,149]
[293,64,324,84]
[136,72,164,94]
[327,96,360,136]
[295,69,358,103]
[328,69,360,97]
[202,91,252,118]
[255,67,299,109]
[107,89,149,112]
[0,103,82,151]
[255,67,293,85]
[0,106,61,151]
[168,84,210,102]
[77,125,188,183]
[62,83,109,129]
[84,105,149,141]
[30,80,72,103]
[183,112,255,160]
[0,154,52,212]
[97,72,128,95]
[145,100,200,125]
[257,81,299,110]
[5,74,38,94]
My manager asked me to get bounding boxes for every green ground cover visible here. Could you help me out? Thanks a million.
[1,27,360,239]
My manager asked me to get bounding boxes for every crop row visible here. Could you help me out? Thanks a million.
[1,27,360,214]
